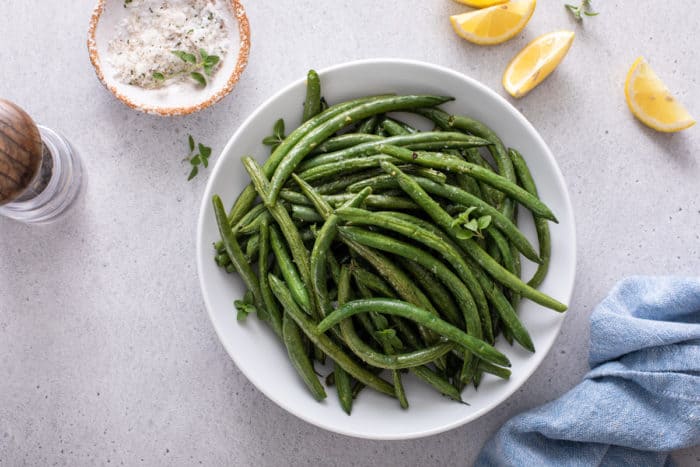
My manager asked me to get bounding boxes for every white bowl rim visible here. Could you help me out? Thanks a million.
[196,57,577,440]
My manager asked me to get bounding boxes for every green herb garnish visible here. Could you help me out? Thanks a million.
[185,135,212,181]
[262,119,286,152]
[565,0,599,21]
[152,49,221,87]
[375,329,404,353]
[234,299,256,321]
[451,206,492,240]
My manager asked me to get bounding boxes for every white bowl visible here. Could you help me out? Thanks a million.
[88,0,250,116]
[196,59,576,440]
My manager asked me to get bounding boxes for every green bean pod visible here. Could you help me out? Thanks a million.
[509,148,551,288]
[378,146,557,222]
[269,225,312,314]
[268,95,454,203]
[228,95,392,224]
[213,195,265,314]
[282,311,327,401]
[268,274,396,397]
[298,132,488,172]
[318,298,510,368]
[302,70,322,122]
[258,219,283,337]
[335,266,355,414]
[381,161,566,312]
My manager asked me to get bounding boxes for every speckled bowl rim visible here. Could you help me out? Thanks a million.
[87,0,250,116]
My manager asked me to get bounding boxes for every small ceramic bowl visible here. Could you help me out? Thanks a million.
[87,0,250,116]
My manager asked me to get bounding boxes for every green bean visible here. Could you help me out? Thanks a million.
[448,114,517,217]
[398,258,461,328]
[318,298,509,367]
[337,313,455,370]
[338,226,476,339]
[237,209,272,236]
[478,360,512,380]
[268,95,455,203]
[343,239,442,347]
[312,169,386,194]
[346,168,446,193]
[302,70,322,122]
[462,148,500,207]
[298,132,488,172]
[488,227,521,310]
[290,204,324,223]
[213,195,265,314]
[378,145,557,222]
[312,133,383,154]
[335,266,355,414]
[381,118,411,136]
[326,252,341,285]
[372,218,522,355]
[269,225,312,314]
[244,233,260,261]
[509,148,551,288]
[353,274,410,409]
[228,95,390,224]
[268,274,396,397]
[230,202,266,231]
[411,177,540,263]
[390,117,419,134]
[335,209,489,340]
[306,181,371,321]
[381,161,566,312]
[279,189,419,211]
[414,108,517,215]
[351,266,396,298]
[282,311,327,401]
[393,370,409,409]
[342,172,541,265]
[356,115,380,134]
[292,173,442,348]
[411,365,463,402]
[242,157,315,314]
[258,219,283,337]
[467,259,534,352]
[299,154,396,183]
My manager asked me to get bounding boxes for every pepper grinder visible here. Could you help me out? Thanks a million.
[0,99,84,224]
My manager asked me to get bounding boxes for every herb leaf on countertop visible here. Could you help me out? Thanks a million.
[185,135,212,181]
[565,0,599,21]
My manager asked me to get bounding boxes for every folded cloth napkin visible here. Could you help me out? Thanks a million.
[477,276,700,467]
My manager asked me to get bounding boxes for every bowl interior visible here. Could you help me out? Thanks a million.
[89,0,248,115]
[196,59,576,440]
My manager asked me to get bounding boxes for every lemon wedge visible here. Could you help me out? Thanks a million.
[624,57,695,133]
[452,0,508,8]
[450,0,536,45]
[502,30,575,98]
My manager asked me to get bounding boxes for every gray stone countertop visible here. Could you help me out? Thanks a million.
[1,0,698,465]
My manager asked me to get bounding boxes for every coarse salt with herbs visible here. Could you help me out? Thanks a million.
[108,0,229,88]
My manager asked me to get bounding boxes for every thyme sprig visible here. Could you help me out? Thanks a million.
[185,135,212,181]
[153,49,221,87]
[565,0,599,21]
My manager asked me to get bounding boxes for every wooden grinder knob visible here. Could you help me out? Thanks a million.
[0,99,44,205]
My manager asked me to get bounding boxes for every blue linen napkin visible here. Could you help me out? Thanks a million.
[476,276,700,467]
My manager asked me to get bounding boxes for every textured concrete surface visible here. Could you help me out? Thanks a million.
[0,0,698,465]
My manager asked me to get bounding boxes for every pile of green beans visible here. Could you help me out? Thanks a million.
[212,69,564,413]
